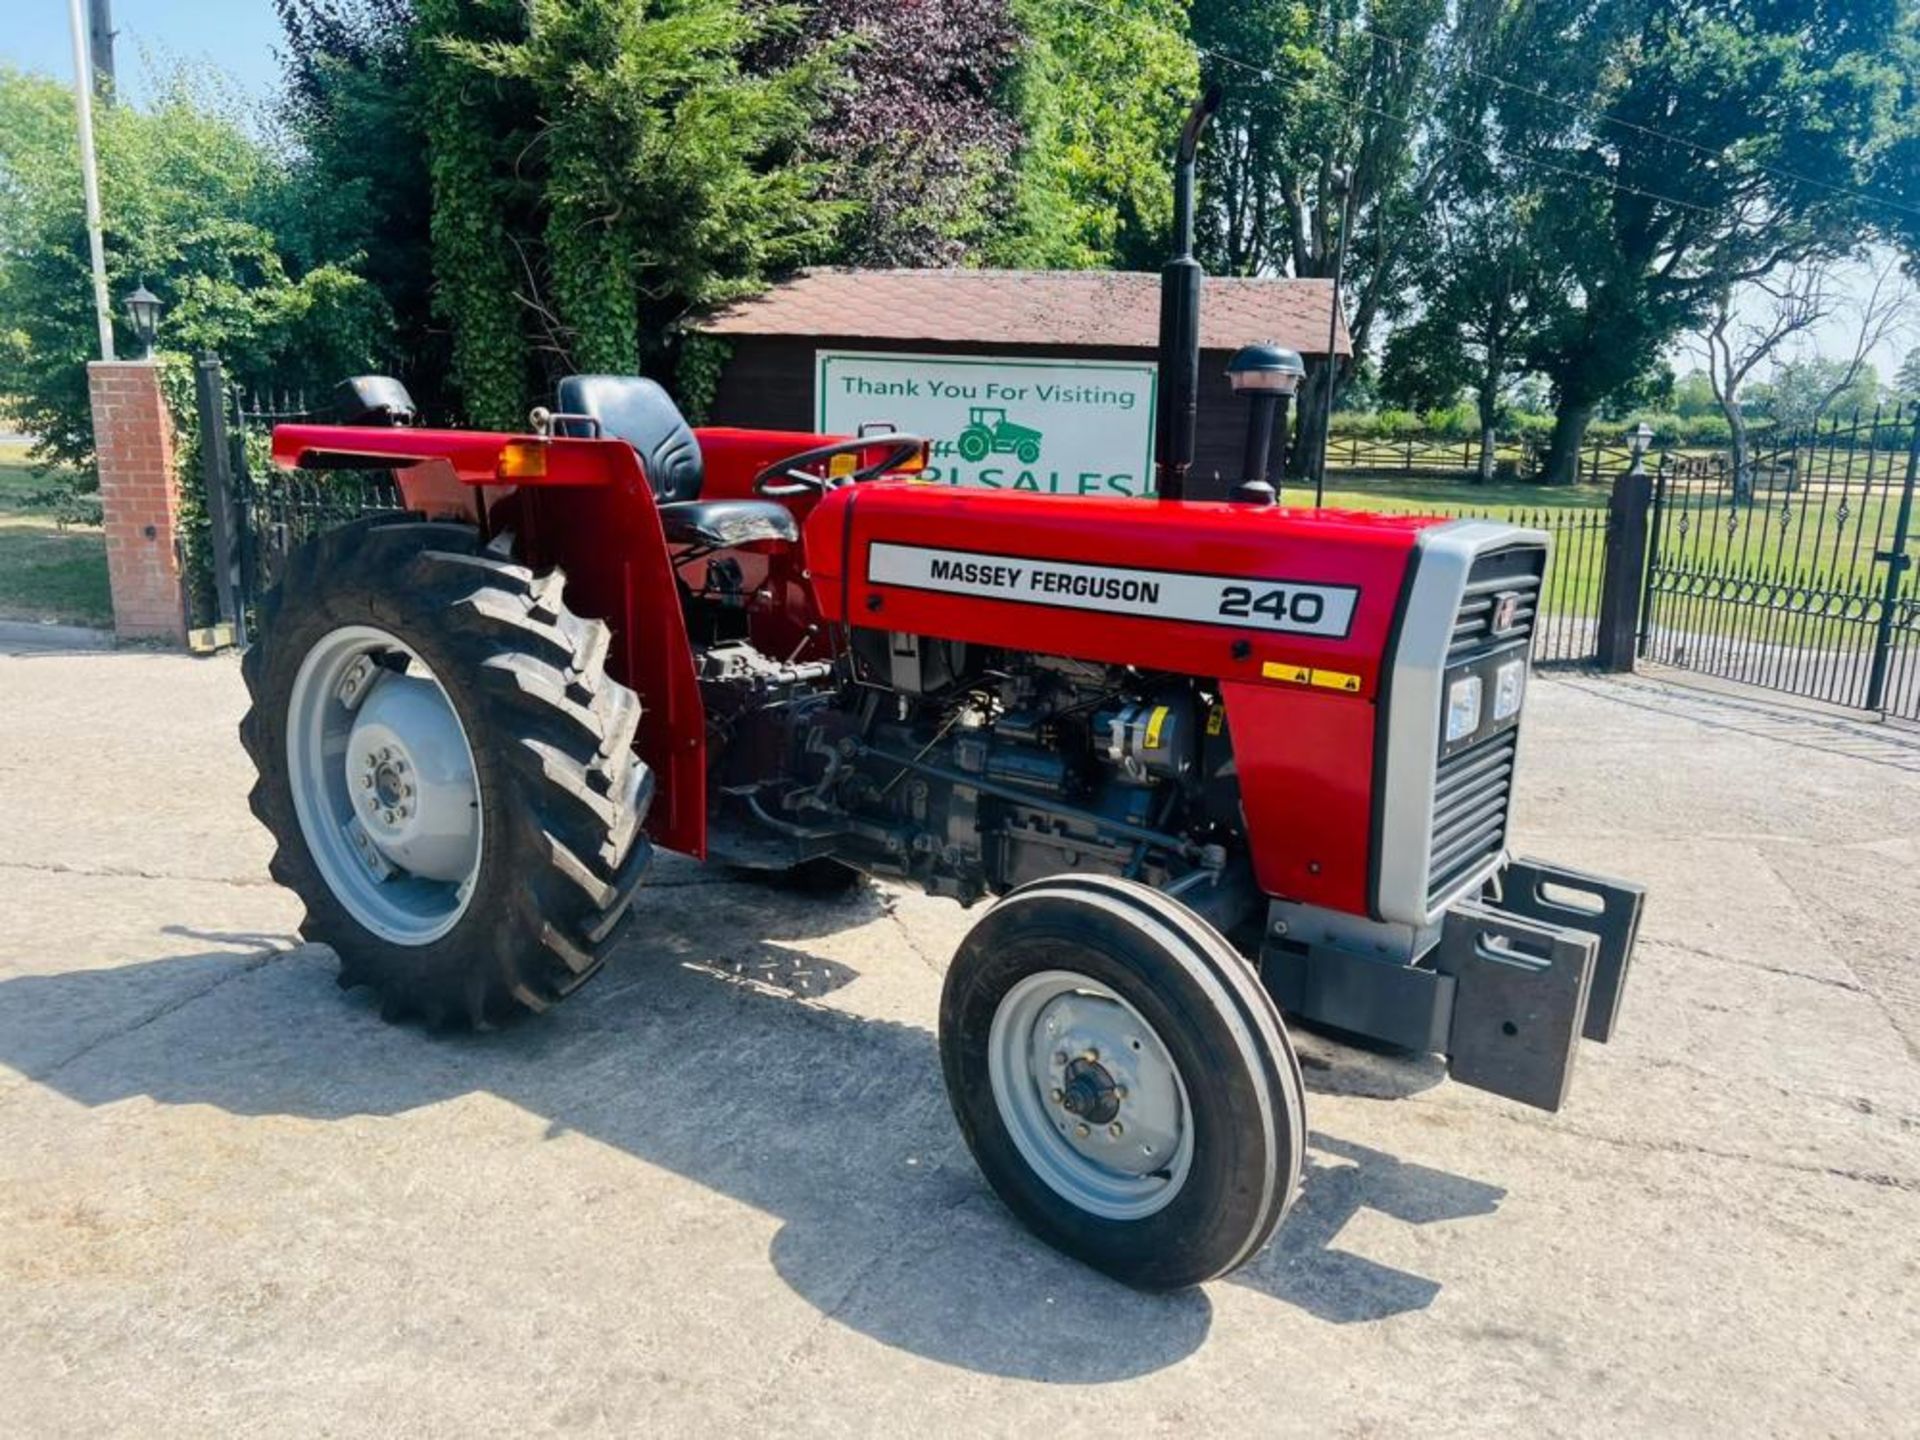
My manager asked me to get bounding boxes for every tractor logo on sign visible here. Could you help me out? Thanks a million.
[1491,591,1523,635]
[953,407,1044,465]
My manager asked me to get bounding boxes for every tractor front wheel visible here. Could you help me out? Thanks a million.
[939,875,1304,1289]
[239,517,653,1027]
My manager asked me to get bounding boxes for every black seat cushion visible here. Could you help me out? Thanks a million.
[556,374,703,503]
[658,499,798,550]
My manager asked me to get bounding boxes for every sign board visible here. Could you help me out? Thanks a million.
[816,349,1158,498]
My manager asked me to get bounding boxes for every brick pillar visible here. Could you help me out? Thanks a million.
[88,360,186,643]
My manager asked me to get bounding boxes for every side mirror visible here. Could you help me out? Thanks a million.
[335,375,416,427]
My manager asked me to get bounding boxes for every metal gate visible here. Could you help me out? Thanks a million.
[1639,408,1920,720]
[1342,498,1612,666]
[196,358,410,641]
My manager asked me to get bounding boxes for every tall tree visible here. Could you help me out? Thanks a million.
[0,66,383,467]
[275,0,445,412]
[1496,0,1912,481]
[397,0,846,426]
[1380,195,1568,480]
[1188,0,1508,475]
[768,0,1023,267]
[995,0,1199,270]
[1897,346,1920,400]
[1692,265,1834,497]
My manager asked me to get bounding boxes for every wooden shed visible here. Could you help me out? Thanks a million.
[696,267,1351,500]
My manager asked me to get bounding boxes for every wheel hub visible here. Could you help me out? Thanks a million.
[1059,1057,1121,1125]
[344,674,480,883]
[985,974,1194,1219]
[286,625,487,948]
[1029,990,1184,1179]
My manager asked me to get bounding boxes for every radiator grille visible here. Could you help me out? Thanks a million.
[1428,728,1518,905]
[1449,548,1544,659]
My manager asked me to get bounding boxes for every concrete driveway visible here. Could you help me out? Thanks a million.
[2,648,1917,1436]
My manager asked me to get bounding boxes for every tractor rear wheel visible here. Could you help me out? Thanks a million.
[239,517,653,1027]
[939,875,1304,1289]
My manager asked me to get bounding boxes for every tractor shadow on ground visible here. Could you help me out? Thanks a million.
[3,878,1504,1380]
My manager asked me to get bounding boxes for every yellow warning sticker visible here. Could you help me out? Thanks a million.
[1261,660,1362,694]
[1260,661,1312,685]
[1143,704,1170,749]
[1205,705,1224,737]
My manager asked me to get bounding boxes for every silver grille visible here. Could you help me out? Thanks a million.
[1428,729,1518,905]
[1427,544,1542,907]
[1449,555,1543,659]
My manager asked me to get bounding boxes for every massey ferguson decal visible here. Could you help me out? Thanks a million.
[866,541,1360,637]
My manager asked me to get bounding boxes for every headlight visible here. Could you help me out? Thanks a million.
[1445,674,1483,742]
[1492,658,1527,721]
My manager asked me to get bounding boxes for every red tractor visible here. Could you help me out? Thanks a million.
[240,96,1643,1290]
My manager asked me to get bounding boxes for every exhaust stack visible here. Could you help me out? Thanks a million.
[1153,86,1221,503]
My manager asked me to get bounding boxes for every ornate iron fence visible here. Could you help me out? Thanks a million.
[1639,408,1920,720]
[1337,498,1612,666]
[229,387,408,615]
[195,364,411,640]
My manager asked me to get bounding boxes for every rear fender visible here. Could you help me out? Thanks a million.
[272,424,708,858]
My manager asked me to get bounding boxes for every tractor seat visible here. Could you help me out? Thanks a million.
[656,498,797,550]
[555,374,795,549]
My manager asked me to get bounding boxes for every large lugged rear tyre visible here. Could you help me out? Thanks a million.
[939,874,1305,1290]
[239,517,653,1027]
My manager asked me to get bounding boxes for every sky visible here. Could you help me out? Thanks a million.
[6,0,282,110]
[4,0,1912,386]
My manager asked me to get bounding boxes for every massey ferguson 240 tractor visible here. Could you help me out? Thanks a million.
[241,94,1644,1290]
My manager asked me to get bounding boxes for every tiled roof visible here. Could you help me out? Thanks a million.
[699,267,1351,356]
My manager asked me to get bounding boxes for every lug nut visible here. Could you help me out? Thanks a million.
[1053,1050,1068,1068]
[1115,1086,1128,1100]
[359,774,373,789]
[1050,1088,1064,1104]
[1074,1123,1090,1139]
[1083,1048,1099,1063]
[1108,1122,1124,1138]
[383,809,396,824]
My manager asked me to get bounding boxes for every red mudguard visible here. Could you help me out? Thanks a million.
[271,424,713,858]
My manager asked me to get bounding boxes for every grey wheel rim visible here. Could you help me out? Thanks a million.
[285,624,482,946]
[987,969,1194,1221]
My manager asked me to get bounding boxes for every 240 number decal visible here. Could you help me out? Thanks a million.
[1217,584,1327,627]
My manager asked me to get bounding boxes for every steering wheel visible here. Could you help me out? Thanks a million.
[752,432,930,498]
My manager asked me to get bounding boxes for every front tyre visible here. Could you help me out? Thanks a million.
[939,875,1304,1289]
[239,518,653,1028]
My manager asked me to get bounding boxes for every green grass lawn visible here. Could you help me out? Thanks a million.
[0,450,113,628]
[1308,473,1614,516]
[1306,468,1919,631]
[1300,473,1614,616]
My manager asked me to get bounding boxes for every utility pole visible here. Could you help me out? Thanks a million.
[67,0,116,361]
[1312,167,1354,509]
[88,0,116,101]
